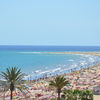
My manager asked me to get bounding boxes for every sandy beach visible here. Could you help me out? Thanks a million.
[0,52,100,100]
[42,51,100,56]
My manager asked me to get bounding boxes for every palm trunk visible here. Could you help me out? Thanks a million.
[58,89,61,100]
[58,92,60,100]
[10,83,14,100]
[10,90,13,100]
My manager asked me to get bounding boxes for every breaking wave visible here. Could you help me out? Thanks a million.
[24,54,100,80]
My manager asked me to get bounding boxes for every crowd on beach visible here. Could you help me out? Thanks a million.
[0,62,100,100]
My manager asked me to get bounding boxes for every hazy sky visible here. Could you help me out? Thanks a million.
[0,0,100,46]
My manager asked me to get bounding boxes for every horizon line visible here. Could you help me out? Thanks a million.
[0,45,100,47]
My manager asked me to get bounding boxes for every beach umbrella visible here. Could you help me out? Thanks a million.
[25,86,29,89]
[29,83,32,85]
[66,84,70,86]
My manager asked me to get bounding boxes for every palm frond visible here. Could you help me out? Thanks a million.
[49,76,69,90]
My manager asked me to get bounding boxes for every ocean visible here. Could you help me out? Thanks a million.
[0,45,100,80]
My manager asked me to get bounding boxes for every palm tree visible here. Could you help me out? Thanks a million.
[49,76,69,100]
[80,90,93,100]
[0,67,25,100]
[63,89,81,100]
[63,89,73,100]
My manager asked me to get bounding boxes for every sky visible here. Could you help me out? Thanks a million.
[0,0,100,46]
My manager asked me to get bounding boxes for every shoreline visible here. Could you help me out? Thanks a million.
[0,52,100,99]
[27,52,100,99]
[24,52,100,80]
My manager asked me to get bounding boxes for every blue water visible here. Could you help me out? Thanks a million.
[0,45,100,52]
[0,45,100,80]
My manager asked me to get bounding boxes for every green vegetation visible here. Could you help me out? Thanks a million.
[49,76,69,100]
[80,89,93,100]
[50,89,93,100]
[0,67,25,100]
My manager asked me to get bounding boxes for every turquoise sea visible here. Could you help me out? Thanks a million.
[0,45,100,80]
